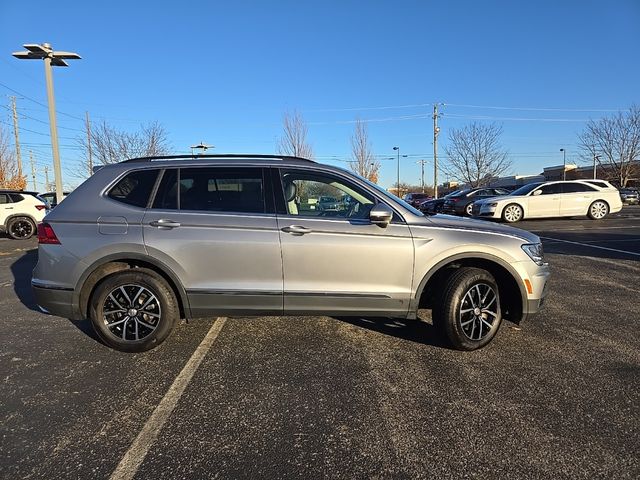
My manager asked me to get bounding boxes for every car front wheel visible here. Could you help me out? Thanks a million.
[588,200,609,220]
[432,267,503,351]
[465,203,474,216]
[502,203,523,223]
[89,269,179,352]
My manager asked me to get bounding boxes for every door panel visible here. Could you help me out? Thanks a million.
[559,184,597,215]
[527,184,561,217]
[275,169,414,316]
[143,167,283,316]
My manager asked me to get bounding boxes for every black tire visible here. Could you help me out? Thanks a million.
[7,216,36,240]
[501,203,523,223]
[89,269,179,352]
[464,203,474,216]
[587,200,609,220]
[432,267,503,351]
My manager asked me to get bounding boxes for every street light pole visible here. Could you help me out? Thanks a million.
[12,43,81,204]
[43,55,64,203]
[393,146,400,197]
[593,155,600,179]
[560,148,567,181]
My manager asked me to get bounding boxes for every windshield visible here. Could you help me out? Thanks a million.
[509,182,543,196]
[354,173,425,216]
[448,190,467,198]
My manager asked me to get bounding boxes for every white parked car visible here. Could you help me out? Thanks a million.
[0,190,48,239]
[472,180,622,223]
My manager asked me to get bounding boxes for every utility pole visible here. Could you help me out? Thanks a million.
[433,104,442,198]
[593,155,600,180]
[10,96,23,178]
[416,160,428,193]
[85,111,93,175]
[29,151,36,191]
[44,166,50,191]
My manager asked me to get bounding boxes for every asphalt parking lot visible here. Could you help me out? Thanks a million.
[1,207,639,479]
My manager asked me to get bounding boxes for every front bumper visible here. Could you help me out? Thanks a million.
[32,283,74,318]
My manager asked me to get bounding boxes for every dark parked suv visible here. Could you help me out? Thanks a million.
[32,154,550,352]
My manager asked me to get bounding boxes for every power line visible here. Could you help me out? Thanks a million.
[0,81,84,121]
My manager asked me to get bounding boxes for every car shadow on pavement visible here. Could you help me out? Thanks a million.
[10,248,39,312]
[10,247,102,343]
[333,316,454,350]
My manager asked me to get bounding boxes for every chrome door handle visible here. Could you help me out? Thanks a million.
[150,219,181,229]
[281,225,312,235]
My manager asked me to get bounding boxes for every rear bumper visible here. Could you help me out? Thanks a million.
[32,284,74,318]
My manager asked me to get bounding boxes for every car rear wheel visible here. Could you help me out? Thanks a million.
[89,269,178,352]
[502,203,523,223]
[432,267,503,351]
[588,200,609,220]
[7,217,36,240]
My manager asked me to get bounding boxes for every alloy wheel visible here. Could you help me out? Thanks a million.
[590,201,608,219]
[459,283,499,341]
[102,284,162,341]
[10,219,34,239]
[503,204,522,222]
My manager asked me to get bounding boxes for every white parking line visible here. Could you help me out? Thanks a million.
[540,236,640,257]
[110,317,227,480]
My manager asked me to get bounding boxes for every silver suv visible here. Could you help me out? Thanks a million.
[32,155,550,352]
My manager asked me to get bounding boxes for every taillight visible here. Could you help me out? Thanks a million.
[38,223,60,244]
[35,205,47,211]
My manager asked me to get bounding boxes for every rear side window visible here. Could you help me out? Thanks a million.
[0,194,10,204]
[153,167,266,214]
[586,181,609,189]
[9,193,24,202]
[108,169,159,207]
[562,183,596,193]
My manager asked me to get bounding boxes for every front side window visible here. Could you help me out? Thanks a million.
[538,184,563,195]
[178,167,265,214]
[280,170,375,219]
[108,169,159,207]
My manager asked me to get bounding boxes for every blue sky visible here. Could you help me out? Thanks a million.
[1,0,639,190]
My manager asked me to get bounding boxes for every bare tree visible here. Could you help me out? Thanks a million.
[77,120,170,176]
[277,110,314,159]
[578,105,640,187]
[444,122,511,187]
[0,127,26,190]
[348,119,380,182]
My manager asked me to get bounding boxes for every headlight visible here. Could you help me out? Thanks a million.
[521,243,546,266]
[487,202,498,207]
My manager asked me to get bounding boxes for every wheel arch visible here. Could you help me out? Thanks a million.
[75,253,191,320]
[414,253,527,324]
[4,213,38,229]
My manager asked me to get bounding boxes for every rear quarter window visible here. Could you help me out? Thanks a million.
[108,169,159,207]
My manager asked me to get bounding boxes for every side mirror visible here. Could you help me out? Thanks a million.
[369,203,394,227]
[532,189,542,196]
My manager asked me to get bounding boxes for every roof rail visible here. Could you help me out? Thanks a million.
[120,154,315,164]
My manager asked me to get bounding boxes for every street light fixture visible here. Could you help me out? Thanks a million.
[190,142,214,155]
[559,148,567,181]
[12,43,81,204]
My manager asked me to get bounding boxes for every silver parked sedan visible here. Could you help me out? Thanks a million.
[32,154,550,352]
